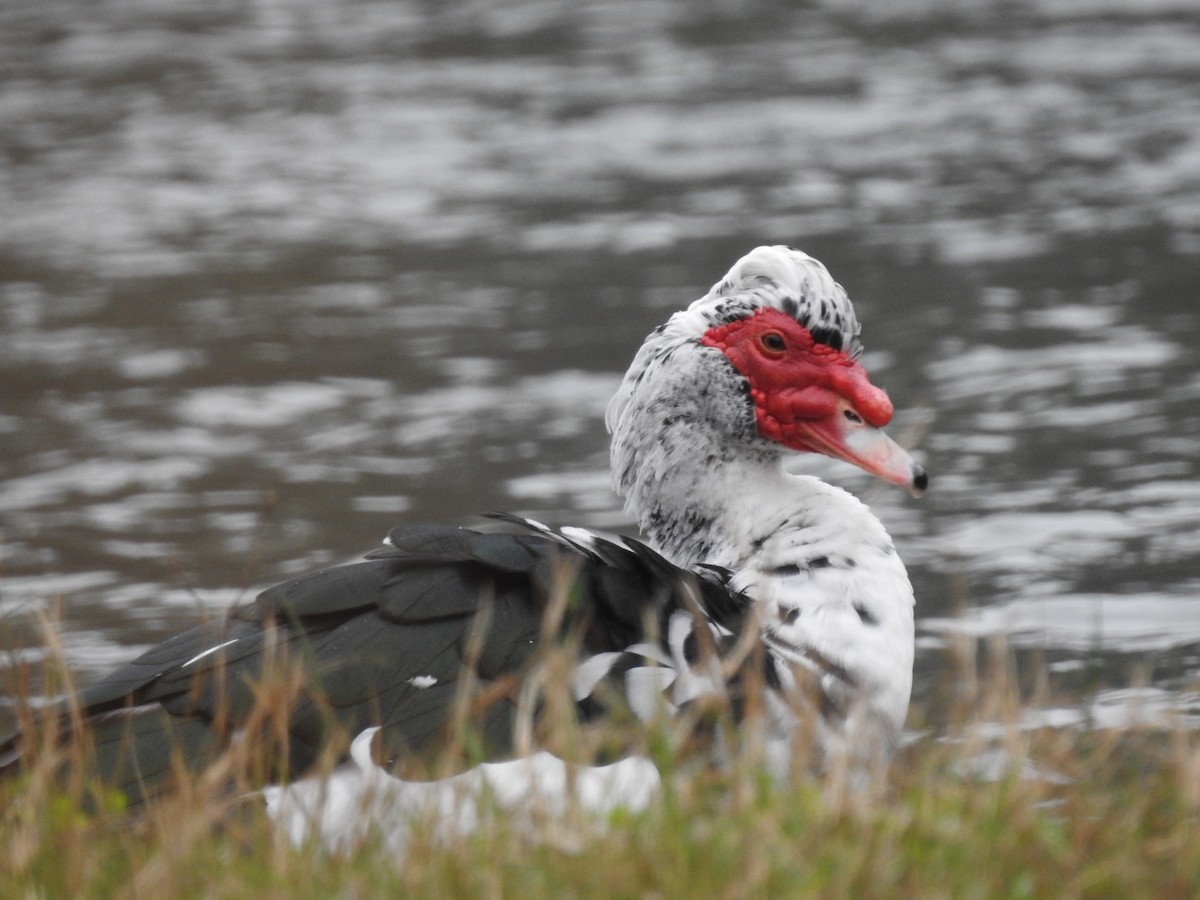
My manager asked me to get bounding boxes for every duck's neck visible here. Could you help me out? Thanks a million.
[609,340,794,569]
[626,446,788,570]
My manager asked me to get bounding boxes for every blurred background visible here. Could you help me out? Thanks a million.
[1,0,1198,729]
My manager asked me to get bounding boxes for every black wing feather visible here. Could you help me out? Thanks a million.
[2,520,753,803]
[377,566,490,621]
[255,560,394,618]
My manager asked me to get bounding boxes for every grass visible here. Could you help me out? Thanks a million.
[2,619,1199,898]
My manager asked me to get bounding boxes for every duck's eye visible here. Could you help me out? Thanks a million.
[759,332,786,354]
[844,409,863,424]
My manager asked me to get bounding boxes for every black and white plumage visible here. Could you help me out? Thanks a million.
[2,246,926,849]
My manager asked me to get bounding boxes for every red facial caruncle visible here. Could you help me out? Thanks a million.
[700,308,926,496]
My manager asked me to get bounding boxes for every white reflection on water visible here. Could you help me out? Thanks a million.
[936,511,1137,574]
[0,458,210,511]
[177,382,352,429]
[925,593,1200,655]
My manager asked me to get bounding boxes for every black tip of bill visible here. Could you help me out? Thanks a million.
[909,464,929,498]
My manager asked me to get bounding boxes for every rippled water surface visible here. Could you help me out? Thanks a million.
[2,0,1199,726]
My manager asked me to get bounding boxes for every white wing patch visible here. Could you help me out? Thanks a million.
[558,526,599,550]
[180,639,239,669]
[264,726,661,855]
[406,675,438,689]
[624,666,678,722]
[570,651,622,700]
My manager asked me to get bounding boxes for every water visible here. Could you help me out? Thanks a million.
[2,0,1198,729]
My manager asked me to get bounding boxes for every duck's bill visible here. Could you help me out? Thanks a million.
[788,400,928,497]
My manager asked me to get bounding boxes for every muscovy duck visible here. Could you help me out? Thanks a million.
[2,246,925,849]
